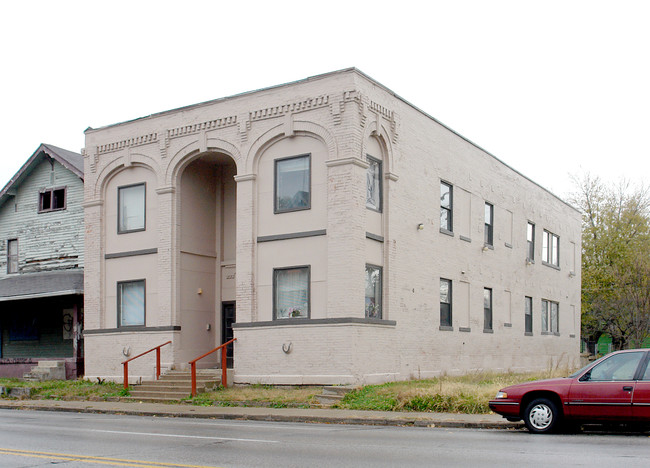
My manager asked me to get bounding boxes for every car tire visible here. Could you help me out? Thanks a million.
[523,398,560,434]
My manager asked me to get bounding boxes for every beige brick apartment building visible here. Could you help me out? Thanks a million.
[82,69,581,384]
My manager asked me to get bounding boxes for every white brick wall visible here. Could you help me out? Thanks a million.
[84,69,581,383]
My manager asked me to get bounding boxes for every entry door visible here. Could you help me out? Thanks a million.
[221,302,236,368]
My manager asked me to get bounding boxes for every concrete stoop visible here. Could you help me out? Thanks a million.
[315,385,357,407]
[23,360,66,381]
[125,369,221,403]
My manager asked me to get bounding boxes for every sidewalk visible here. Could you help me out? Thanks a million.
[0,399,523,430]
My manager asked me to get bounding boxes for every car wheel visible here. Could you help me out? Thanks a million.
[524,398,560,434]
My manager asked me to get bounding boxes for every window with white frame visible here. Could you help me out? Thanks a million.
[118,183,146,233]
[542,230,560,267]
[275,154,310,213]
[440,182,452,232]
[541,299,559,333]
[7,239,18,274]
[527,222,535,262]
[525,296,533,334]
[274,266,310,319]
[365,264,382,319]
[39,187,66,212]
[440,278,452,327]
[484,288,493,330]
[118,280,145,327]
[366,155,382,211]
[484,203,494,246]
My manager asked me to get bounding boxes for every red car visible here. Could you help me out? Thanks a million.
[489,349,650,433]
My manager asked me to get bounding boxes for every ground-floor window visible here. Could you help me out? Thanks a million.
[274,266,310,319]
[365,264,382,319]
[118,280,146,326]
[440,278,452,327]
[484,288,493,331]
[525,296,533,333]
[541,299,559,333]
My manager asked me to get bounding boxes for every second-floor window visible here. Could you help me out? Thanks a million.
[275,154,310,213]
[542,230,560,267]
[7,239,18,274]
[39,187,66,212]
[366,155,382,211]
[118,183,146,233]
[440,182,452,232]
[527,222,535,262]
[484,203,494,246]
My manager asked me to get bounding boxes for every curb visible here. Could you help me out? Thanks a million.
[0,401,524,430]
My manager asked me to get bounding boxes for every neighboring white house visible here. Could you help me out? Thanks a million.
[82,68,581,384]
[0,144,84,378]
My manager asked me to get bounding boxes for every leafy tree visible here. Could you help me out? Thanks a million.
[570,174,650,350]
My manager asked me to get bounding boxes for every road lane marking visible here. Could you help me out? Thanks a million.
[89,428,279,443]
[0,447,222,467]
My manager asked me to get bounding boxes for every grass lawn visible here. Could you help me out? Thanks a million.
[1,367,574,413]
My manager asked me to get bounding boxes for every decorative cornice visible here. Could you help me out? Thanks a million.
[167,116,238,140]
[368,99,400,144]
[249,95,330,123]
[97,133,158,155]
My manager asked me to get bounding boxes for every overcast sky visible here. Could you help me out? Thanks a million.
[1,0,648,200]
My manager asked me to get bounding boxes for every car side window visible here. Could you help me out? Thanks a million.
[586,352,644,381]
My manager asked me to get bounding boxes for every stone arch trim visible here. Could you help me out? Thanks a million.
[245,120,337,174]
[361,119,395,175]
[166,137,242,186]
[93,154,161,199]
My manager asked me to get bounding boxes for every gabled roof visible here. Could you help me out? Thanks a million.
[0,144,83,208]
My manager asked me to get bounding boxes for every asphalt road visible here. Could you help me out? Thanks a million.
[0,409,649,467]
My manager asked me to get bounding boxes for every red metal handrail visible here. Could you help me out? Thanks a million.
[121,341,172,390]
[188,338,237,396]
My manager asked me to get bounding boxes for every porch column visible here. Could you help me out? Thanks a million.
[234,174,256,323]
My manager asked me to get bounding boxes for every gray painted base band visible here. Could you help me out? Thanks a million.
[105,248,158,259]
[233,317,396,328]
[460,235,471,243]
[504,323,512,327]
[257,229,326,243]
[84,325,181,335]
[459,327,471,332]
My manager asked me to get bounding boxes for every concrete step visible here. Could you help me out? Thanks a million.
[123,396,190,403]
[127,390,192,399]
[315,385,356,407]
[322,385,356,396]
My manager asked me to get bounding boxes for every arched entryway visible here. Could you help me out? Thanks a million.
[177,152,237,368]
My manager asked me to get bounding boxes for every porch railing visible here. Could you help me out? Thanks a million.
[188,338,237,396]
[121,341,172,390]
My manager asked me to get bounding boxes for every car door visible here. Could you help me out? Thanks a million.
[567,351,645,421]
[632,352,650,422]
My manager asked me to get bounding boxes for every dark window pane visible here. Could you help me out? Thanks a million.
[276,155,310,212]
